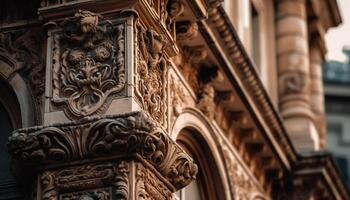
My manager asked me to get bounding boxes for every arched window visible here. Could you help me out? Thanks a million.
[0,79,23,200]
[175,128,226,200]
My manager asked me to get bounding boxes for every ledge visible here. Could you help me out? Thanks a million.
[7,111,197,191]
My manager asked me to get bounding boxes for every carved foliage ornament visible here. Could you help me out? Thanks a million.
[52,10,125,118]
[221,147,260,199]
[8,112,197,190]
[136,163,172,200]
[40,162,128,200]
[0,30,45,110]
[135,22,167,127]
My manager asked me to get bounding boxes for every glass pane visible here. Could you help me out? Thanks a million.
[0,103,13,181]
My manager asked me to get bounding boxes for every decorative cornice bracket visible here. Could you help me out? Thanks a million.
[8,111,197,191]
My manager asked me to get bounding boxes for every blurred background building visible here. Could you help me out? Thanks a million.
[323,0,350,190]
[324,47,350,189]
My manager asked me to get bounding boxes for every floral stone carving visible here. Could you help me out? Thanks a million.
[51,10,125,118]
[40,162,128,200]
[135,22,168,127]
[8,112,197,191]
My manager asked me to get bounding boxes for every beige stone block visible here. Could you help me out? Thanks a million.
[278,53,309,73]
[279,94,310,109]
[276,16,307,36]
[277,34,308,55]
[284,116,320,151]
[277,0,306,19]
[310,79,323,92]
[310,94,324,113]
[310,63,322,77]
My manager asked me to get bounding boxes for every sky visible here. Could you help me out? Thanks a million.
[325,0,350,62]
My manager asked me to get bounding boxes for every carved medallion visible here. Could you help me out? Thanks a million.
[51,10,126,118]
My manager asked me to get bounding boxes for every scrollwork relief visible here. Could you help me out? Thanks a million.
[170,75,186,119]
[136,162,172,200]
[114,161,129,200]
[39,162,128,200]
[51,10,126,118]
[174,45,207,93]
[221,146,260,200]
[176,21,198,41]
[197,84,216,120]
[135,22,168,128]
[0,29,45,120]
[60,188,112,200]
[8,112,197,190]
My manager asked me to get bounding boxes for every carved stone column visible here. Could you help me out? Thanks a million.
[8,1,197,199]
[276,0,318,150]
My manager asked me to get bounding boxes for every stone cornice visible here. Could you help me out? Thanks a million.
[294,152,350,200]
[205,3,297,166]
[202,2,350,197]
[7,112,197,191]
[325,0,342,28]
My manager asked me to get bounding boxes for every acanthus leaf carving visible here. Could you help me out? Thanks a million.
[8,112,197,191]
[136,162,172,200]
[170,75,186,118]
[51,10,126,118]
[114,161,129,200]
[221,145,262,200]
[197,84,216,120]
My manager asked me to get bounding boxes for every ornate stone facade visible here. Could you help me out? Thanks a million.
[0,0,349,200]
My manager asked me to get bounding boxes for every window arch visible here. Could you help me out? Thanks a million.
[176,128,226,200]
[0,79,23,199]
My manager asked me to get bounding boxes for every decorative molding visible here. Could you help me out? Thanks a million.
[40,162,128,200]
[51,10,126,118]
[136,162,172,200]
[206,5,297,164]
[135,21,168,128]
[221,145,262,200]
[60,188,112,200]
[197,84,216,120]
[166,0,185,25]
[8,112,197,190]
[170,75,186,119]
[0,29,45,110]
[176,21,198,41]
